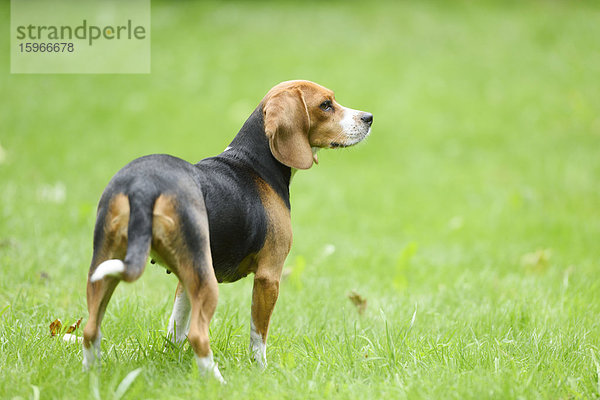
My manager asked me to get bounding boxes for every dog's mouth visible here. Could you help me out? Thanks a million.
[329,142,351,149]
[329,130,370,149]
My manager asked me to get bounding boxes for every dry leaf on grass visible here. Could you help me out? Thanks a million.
[49,319,62,336]
[348,290,367,315]
[66,318,82,334]
[49,317,83,343]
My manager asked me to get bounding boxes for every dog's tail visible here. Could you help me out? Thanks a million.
[90,193,154,283]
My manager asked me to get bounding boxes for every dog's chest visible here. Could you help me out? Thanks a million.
[199,181,267,282]
[195,157,291,283]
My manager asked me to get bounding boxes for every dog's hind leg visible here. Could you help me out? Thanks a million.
[166,281,191,346]
[83,194,129,369]
[181,263,223,383]
[82,276,119,369]
[152,194,224,382]
[176,217,223,382]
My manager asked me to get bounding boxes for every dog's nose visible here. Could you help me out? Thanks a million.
[361,113,373,126]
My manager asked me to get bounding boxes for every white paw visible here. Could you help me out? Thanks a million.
[195,353,226,384]
[82,334,102,370]
[250,325,267,369]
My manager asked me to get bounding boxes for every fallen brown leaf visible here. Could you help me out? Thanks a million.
[348,290,367,315]
[49,317,82,338]
[49,318,62,336]
[66,318,82,334]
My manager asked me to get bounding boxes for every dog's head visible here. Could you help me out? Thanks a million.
[262,80,373,170]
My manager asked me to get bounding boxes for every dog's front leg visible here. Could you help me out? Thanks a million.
[250,269,282,369]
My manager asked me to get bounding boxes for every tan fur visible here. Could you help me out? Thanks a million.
[234,252,259,279]
[150,194,218,358]
[83,193,129,348]
[251,177,293,342]
[151,195,185,277]
[263,87,312,169]
[263,80,347,169]
[173,281,185,300]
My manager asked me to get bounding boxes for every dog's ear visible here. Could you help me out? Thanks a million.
[263,88,313,170]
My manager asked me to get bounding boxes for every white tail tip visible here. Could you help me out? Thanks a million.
[90,259,125,282]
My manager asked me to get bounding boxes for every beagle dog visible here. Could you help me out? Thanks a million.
[82,80,373,382]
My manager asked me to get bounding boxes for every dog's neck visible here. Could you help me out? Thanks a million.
[222,105,292,208]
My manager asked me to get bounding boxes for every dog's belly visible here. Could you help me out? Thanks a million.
[149,231,259,283]
[212,252,258,283]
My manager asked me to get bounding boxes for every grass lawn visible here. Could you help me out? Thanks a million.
[1,1,600,398]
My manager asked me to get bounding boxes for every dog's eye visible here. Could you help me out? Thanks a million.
[320,100,333,112]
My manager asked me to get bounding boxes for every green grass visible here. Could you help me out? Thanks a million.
[1,0,600,398]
